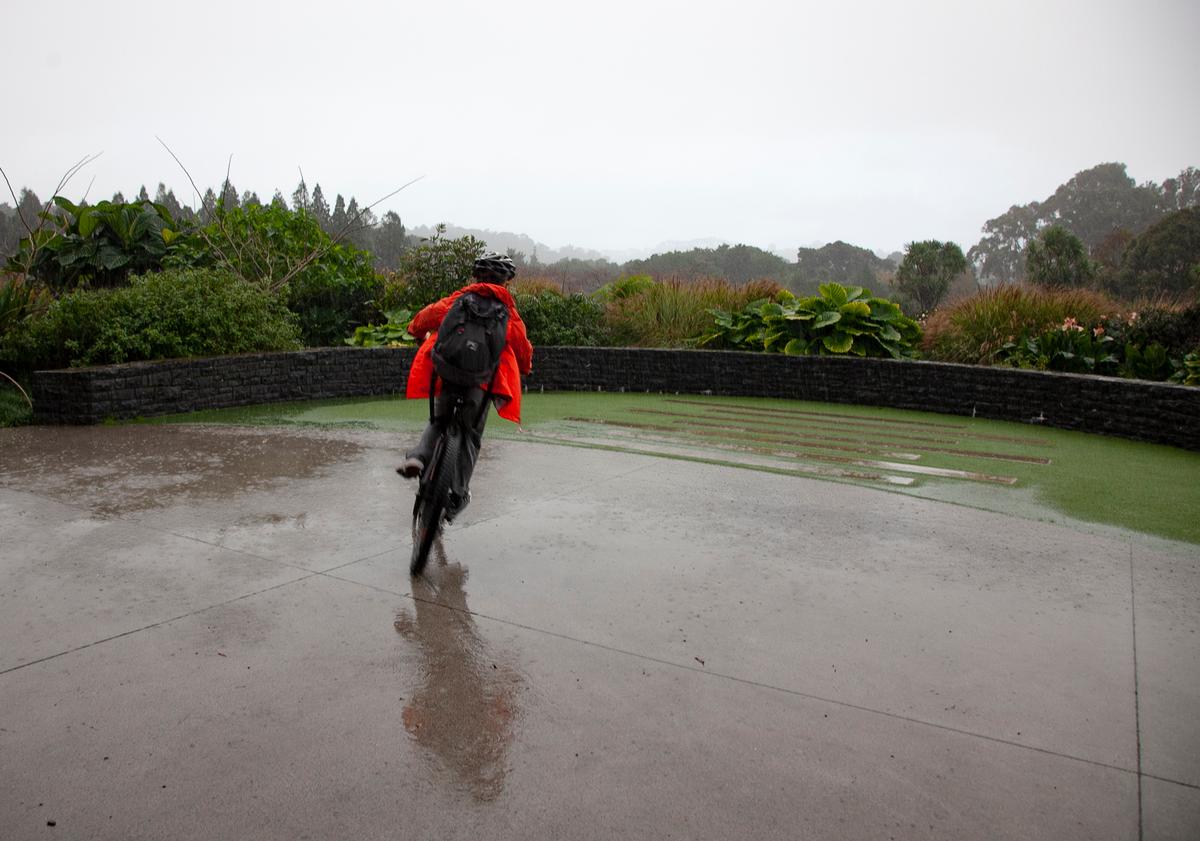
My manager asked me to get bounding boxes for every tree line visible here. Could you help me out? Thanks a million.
[968,163,1199,287]
[4,160,1197,313]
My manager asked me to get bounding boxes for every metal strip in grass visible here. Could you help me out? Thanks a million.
[544,423,1015,485]
[587,426,1017,484]
[666,400,1053,446]
[564,417,923,460]
[580,415,1049,465]
[517,432,917,487]
[667,398,968,429]
[600,427,926,465]
[743,443,1017,484]
[629,408,965,445]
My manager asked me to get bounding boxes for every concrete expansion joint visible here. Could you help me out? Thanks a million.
[323,569,1168,791]
[0,572,320,679]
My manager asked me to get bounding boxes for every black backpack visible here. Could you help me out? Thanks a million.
[432,291,510,387]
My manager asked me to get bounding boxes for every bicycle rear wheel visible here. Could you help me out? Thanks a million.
[409,428,460,576]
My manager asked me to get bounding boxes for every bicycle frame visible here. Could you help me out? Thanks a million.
[409,370,496,575]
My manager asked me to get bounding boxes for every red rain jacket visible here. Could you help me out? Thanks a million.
[405,282,534,423]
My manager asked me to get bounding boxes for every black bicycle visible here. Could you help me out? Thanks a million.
[409,380,489,576]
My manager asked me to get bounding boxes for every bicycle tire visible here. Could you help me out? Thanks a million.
[409,426,460,576]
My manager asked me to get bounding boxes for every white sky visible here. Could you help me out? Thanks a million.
[5,0,1198,258]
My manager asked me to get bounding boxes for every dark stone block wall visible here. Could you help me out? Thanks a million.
[31,346,1200,451]
[32,348,416,425]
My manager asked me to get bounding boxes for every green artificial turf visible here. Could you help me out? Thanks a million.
[149,391,1200,545]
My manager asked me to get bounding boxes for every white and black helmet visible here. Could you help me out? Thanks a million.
[473,252,517,283]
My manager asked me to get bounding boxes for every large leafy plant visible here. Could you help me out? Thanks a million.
[344,308,416,347]
[995,316,1189,382]
[1170,351,1200,386]
[6,197,183,291]
[996,319,1121,375]
[699,283,921,358]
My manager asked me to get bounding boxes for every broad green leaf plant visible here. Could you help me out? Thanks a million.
[344,308,417,348]
[698,282,921,358]
[6,197,183,292]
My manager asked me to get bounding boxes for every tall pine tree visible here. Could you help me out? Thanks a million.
[331,194,348,233]
[154,183,184,219]
[373,210,408,269]
[292,178,310,214]
[310,184,331,231]
[219,179,239,211]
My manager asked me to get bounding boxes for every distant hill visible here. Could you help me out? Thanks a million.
[408,224,609,264]
[408,225,801,265]
[794,241,896,291]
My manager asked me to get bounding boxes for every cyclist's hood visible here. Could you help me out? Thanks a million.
[458,281,517,310]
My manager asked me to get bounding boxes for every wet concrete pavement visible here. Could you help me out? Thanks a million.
[1,424,1198,840]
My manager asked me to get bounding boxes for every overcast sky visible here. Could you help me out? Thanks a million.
[6,0,1198,258]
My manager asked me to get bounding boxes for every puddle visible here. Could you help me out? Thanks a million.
[0,425,363,517]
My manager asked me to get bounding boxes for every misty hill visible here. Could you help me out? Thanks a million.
[624,244,794,286]
[795,241,897,288]
[408,224,610,264]
[408,225,799,265]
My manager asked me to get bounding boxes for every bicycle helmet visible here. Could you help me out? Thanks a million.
[473,252,518,283]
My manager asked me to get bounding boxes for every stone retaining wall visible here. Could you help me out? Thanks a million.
[31,346,1200,450]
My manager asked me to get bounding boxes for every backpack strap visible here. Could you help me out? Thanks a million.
[428,366,438,424]
[474,367,500,428]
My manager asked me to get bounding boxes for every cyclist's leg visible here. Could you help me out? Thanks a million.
[449,386,489,510]
[400,392,455,476]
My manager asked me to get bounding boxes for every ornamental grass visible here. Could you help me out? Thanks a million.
[604,277,784,348]
[922,285,1123,364]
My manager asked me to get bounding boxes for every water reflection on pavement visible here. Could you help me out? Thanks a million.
[393,553,523,802]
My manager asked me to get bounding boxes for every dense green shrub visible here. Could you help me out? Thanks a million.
[1121,342,1176,380]
[513,290,612,346]
[699,283,921,358]
[391,225,485,310]
[167,203,381,346]
[0,268,300,372]
[284,265,382,347]
[1119,302,1200,358]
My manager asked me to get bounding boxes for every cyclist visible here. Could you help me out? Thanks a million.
[397,252,533,516]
